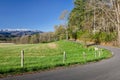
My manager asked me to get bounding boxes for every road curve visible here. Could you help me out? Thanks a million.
[1,46,120,80]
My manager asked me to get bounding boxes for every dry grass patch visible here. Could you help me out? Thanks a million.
[47,43,57,49]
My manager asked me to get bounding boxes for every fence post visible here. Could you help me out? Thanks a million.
[94,47,98,58]
[99,50,101,57]
[63,51,66,63]
[101,49,103,55]
[95,52,97,58]
[83,52,86,61]
[112,52,114,55]
[21,50,24,67]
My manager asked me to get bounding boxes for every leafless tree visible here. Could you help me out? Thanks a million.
[59,10,69,40]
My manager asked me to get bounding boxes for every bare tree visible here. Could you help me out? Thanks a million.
[87,0,120,45]
[59,10,69,40]
[99,0,120,45]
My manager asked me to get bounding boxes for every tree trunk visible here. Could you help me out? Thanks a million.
[118,30,120,45]
[116,0,120,45]
[66,30,68,40]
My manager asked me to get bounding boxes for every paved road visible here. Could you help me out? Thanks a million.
[1,46,120,80]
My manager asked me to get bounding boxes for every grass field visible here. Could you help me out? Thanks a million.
[0,40,112,75]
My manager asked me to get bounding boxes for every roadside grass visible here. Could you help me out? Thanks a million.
[0,40,112,75]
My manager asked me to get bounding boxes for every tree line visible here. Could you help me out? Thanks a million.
[12,25,66,44]
[68,0,120,45]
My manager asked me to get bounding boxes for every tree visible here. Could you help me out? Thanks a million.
[68,0,119,45]
[54,25,66,40]
[30,34,39,44]
[39,32,55,43]
[19,35,31,44]
[68,0,88,40]
[60,10,69,40]
[95,0,120,45]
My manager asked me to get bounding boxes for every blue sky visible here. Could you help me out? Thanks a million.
[0,0,74,32]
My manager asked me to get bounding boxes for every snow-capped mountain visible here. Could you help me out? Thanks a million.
[0,29,43,38]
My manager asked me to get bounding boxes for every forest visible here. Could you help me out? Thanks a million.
[68,0,120,46]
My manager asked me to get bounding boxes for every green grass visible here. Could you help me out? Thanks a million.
[0,40,112,74]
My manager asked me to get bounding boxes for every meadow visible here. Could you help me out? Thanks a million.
[0,40,112,74]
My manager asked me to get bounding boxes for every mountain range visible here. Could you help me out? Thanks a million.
[0,29,43,41]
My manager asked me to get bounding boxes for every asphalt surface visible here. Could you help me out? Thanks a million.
[0,45,120,80]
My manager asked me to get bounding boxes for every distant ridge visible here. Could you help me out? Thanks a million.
[0,29,42,32]
[0,29,43,41]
